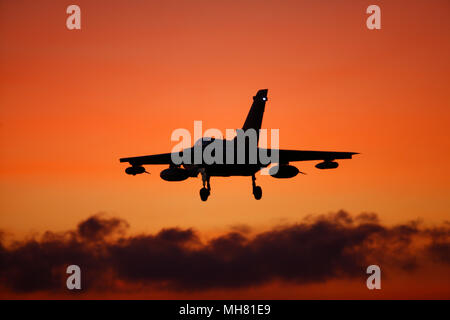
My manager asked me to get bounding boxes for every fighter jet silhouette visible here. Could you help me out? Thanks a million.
[120,89,358,201]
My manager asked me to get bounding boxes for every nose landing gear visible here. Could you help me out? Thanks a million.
[199,169,211,201]
[200,187,210,201]
[252,174,262,200]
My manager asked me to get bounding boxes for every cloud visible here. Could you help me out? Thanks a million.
[0,211,449,293]
[77,214,129,241]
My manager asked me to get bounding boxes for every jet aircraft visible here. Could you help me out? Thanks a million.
[120,89,358,201]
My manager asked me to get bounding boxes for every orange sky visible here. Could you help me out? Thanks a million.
[0,0,449,298]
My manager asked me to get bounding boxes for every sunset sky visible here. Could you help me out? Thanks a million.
[0,0,449,299]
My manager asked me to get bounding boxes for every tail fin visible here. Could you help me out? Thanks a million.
[242,89,268,135]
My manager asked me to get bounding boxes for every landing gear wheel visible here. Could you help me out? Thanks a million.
[253,186,262,200]
[200,187,210,201]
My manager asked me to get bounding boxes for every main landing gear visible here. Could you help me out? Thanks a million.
[252,174,262,200]
[199,169,211,202]
[198,171,262,201]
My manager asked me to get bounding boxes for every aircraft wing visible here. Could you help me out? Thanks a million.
[119,152,174,165]
[267,149,358,163]
[121,150,358,165]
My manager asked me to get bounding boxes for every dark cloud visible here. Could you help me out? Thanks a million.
[229,224,252,235]
[77,214,128,241]
[0,211,449,293]
[155,228,199,244]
